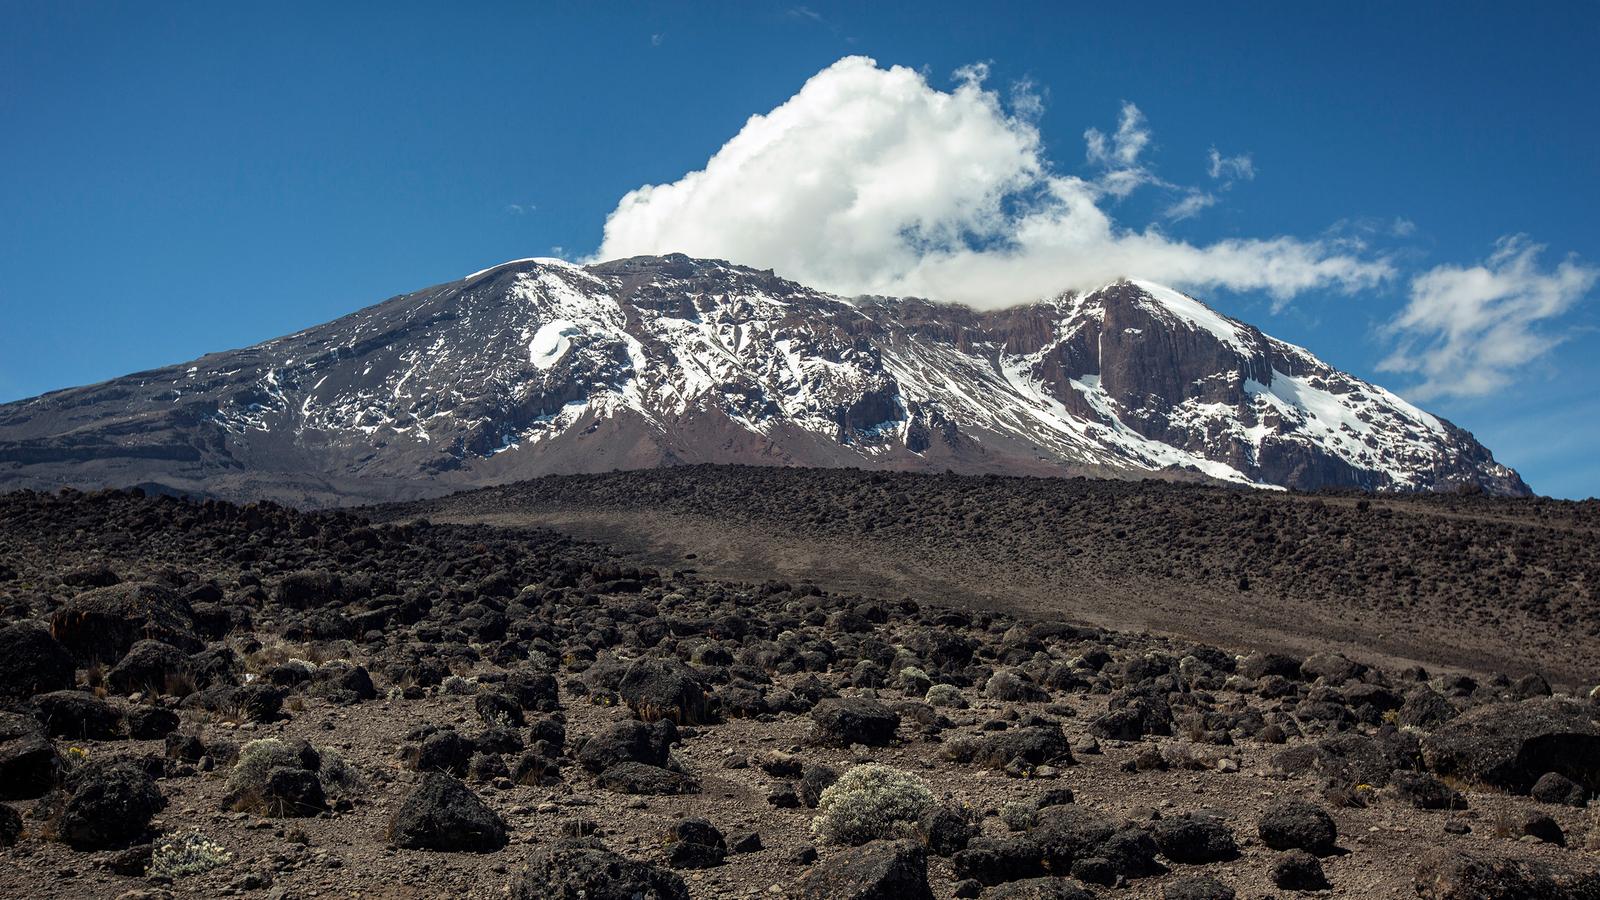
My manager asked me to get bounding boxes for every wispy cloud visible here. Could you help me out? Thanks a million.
[596,56,1390,308]
[1380,235,1597,399]
[1206,147,1254,182]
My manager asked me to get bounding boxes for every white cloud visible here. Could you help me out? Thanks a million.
[595,55,1391,308]
[1380,236,1597,398]
[1207,147,1255,181]
[1164,189,1217,222]
[1085,101,1151,168]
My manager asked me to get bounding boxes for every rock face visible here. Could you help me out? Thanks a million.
[1414,849,1600,899]
[1420,699,1600,793]
[0,255,1527,505]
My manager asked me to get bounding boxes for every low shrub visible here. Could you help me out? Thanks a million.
[811,764,934,846]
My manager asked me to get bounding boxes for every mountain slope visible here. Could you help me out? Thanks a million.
[0,254,1528,504]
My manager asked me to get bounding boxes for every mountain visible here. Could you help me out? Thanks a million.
[0,253,1529,505]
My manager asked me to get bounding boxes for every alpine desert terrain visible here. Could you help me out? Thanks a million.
[0,485,1597,899]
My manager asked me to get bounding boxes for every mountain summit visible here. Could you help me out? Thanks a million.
[0,254,1528,504]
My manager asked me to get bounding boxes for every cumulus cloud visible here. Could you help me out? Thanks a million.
[1380,236,1597,399]
[595,55,1391,308]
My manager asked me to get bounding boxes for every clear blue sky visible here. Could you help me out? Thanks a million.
[2,2,1597,497]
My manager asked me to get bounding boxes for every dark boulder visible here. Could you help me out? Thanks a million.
[274,570,344,609]
[0,802,19,847]
[0,624,76,700]
[1390,771,1466,810]
[1270,849,1328,890]
[597,762,699,795]
[33,690,122,740]
[1398,690,1459,729]
[509,841,689,900]
[0,715,60,800]
[1300,653,1365,685]
[1420,699,1600,793]
[663,817,725,868]
[125,706,180,740]
[811,698,900,746]
[259,766,327,817]
[1530,772,1587,807]
[984,877,1097,899]
[619,657,711,725]
[576,720,677,773]
[951,834,1044,885]
[1257,800,1337,855]
[386,772,508,852]
[1414,848,1600,898]
[105,640,192,696]
[53,761,165,849]
[1153,813,1237,863]
[49,582,199,664]
[475,692,525,728]
[792,839,934,900]
[400,729,476,776]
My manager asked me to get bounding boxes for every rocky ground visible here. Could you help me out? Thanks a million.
[1,486,1599,899]
[387,465,1600,685]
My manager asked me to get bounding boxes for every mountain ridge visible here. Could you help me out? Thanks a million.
[0,253,1529,505]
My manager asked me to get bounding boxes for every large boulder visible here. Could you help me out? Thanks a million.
[791,840,933,900]
[943,726,1073,771]
[1152,813,1238,864]
[0,624,76,700]
[0,714,61,800]
[274,570,345,609]
[386,772,508,852]
[509,841,689,899]
[619,658,711,725]
[105,640,193,696]
[662,817,725,868]
[1420,699,1600,793]
[597,762,700,795]
[810,699,900,747]
[576,720,677,773]
[1257,800,1337,856]
[1414,848,1600,898]
[54,761,166,849]
[33,690,122,740]
[50,582,199,664]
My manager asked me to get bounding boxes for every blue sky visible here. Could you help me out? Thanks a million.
[2,2,1597,497]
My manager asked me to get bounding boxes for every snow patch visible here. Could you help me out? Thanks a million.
[529,320,581,369]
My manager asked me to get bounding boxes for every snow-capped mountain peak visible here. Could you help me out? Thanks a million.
[0,254,1528,505]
